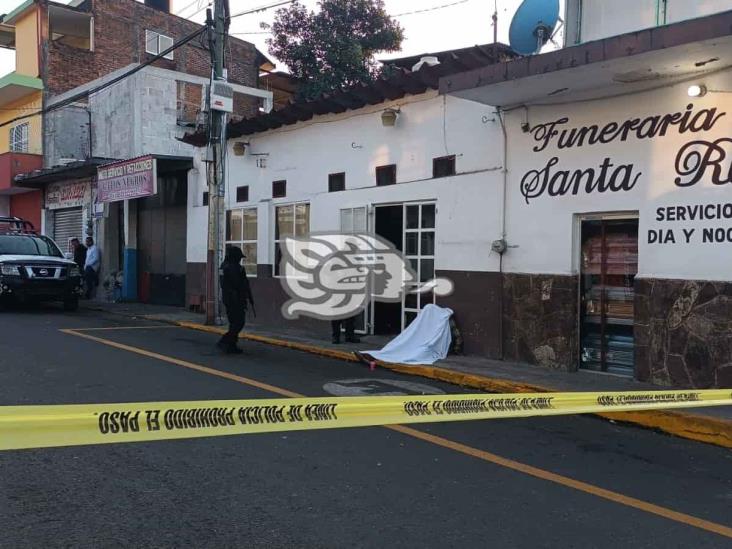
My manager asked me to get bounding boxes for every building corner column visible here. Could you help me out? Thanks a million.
[122,199,138,301]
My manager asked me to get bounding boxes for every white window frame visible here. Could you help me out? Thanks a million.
[340,206,367,234]
[274,202,310,278]
[402,202,437,330]
[340,206,370,334]
[225,207,258,277]
[9,123,29,153]
[145,29,174,60]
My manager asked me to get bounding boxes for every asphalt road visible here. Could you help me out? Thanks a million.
[1,305,731,548]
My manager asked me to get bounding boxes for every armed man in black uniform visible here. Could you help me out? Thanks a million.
[218,246,255,354]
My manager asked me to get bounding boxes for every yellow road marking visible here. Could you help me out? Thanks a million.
[60,329,301,398]
[65,326,182,332]
[388,425,732,539]
[60,327,732,540]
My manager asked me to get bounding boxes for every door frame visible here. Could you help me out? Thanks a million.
[371,199,438,334]
[574,210,639,376]
[339,205,371,335]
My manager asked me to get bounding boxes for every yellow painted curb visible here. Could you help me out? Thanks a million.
[171,320,732,449]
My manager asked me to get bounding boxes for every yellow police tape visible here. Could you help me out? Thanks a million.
[1,389,730,451]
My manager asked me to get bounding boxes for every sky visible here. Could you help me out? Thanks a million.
[0,0,565,76]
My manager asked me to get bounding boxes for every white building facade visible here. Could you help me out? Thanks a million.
[190,92,505,272]
[443,5,732,387]
[186,47,513,355]
[564,0,732,44]
[185,5,732,388]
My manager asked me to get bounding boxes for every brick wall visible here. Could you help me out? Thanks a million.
[45,0,260,117]
[177,81,203,125]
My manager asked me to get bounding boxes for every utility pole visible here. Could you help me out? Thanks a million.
[205,0,229,325]
[492,0,498,44]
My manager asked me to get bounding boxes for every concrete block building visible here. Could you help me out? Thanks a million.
[7,0,272,306]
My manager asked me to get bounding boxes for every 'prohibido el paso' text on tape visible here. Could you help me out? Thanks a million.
[1,389,730,451]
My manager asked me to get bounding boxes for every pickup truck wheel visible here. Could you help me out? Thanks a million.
[63,298,79,312]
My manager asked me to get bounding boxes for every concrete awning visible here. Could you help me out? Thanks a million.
[13,158,118,187]
[0,72,43,108]
[441,10,732,108]
[14,155,194,188]
[1,0,34,26]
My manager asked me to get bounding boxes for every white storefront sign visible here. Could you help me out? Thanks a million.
[504,70,732,282]
[45,180,92,210]
[97,156,158,203]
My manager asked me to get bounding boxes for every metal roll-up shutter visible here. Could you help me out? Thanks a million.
[52,207,83,253]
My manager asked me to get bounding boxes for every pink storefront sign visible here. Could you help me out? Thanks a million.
[97,156,157,203]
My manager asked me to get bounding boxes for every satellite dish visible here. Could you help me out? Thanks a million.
[508,0,560,56]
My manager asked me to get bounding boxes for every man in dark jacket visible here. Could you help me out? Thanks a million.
[331,316,360,344]
[218,246,254,354]
[71,238,86,272]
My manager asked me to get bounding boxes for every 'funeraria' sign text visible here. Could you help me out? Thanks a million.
[520,103,727,204]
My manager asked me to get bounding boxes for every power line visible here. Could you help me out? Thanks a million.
[394,0,470,17]
[186,2,212,20]
[229,0,295,19]
[230,0,471,34]
[174,0,202,16]
[0,26,208,130]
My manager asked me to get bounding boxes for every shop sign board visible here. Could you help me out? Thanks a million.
[97,156,157,203]
[45,180,91,210]
[507,75,732,281]
[518,103,727,207]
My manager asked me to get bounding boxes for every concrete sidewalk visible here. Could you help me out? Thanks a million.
[82,300,732,449]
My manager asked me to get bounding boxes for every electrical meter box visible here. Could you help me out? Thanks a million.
[210,81,234,113]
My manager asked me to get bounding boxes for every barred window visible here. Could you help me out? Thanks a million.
[9,123,29,153]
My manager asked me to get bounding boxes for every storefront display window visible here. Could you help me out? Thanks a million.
[580,218,639,376]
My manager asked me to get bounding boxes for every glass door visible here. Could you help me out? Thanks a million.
[580,218,638,376]
[402,202,436,330]
[340,206,369,334]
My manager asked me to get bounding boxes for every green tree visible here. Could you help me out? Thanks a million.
[265,0,404,100]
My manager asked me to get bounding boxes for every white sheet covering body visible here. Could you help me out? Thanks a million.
[365,304,453,365]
